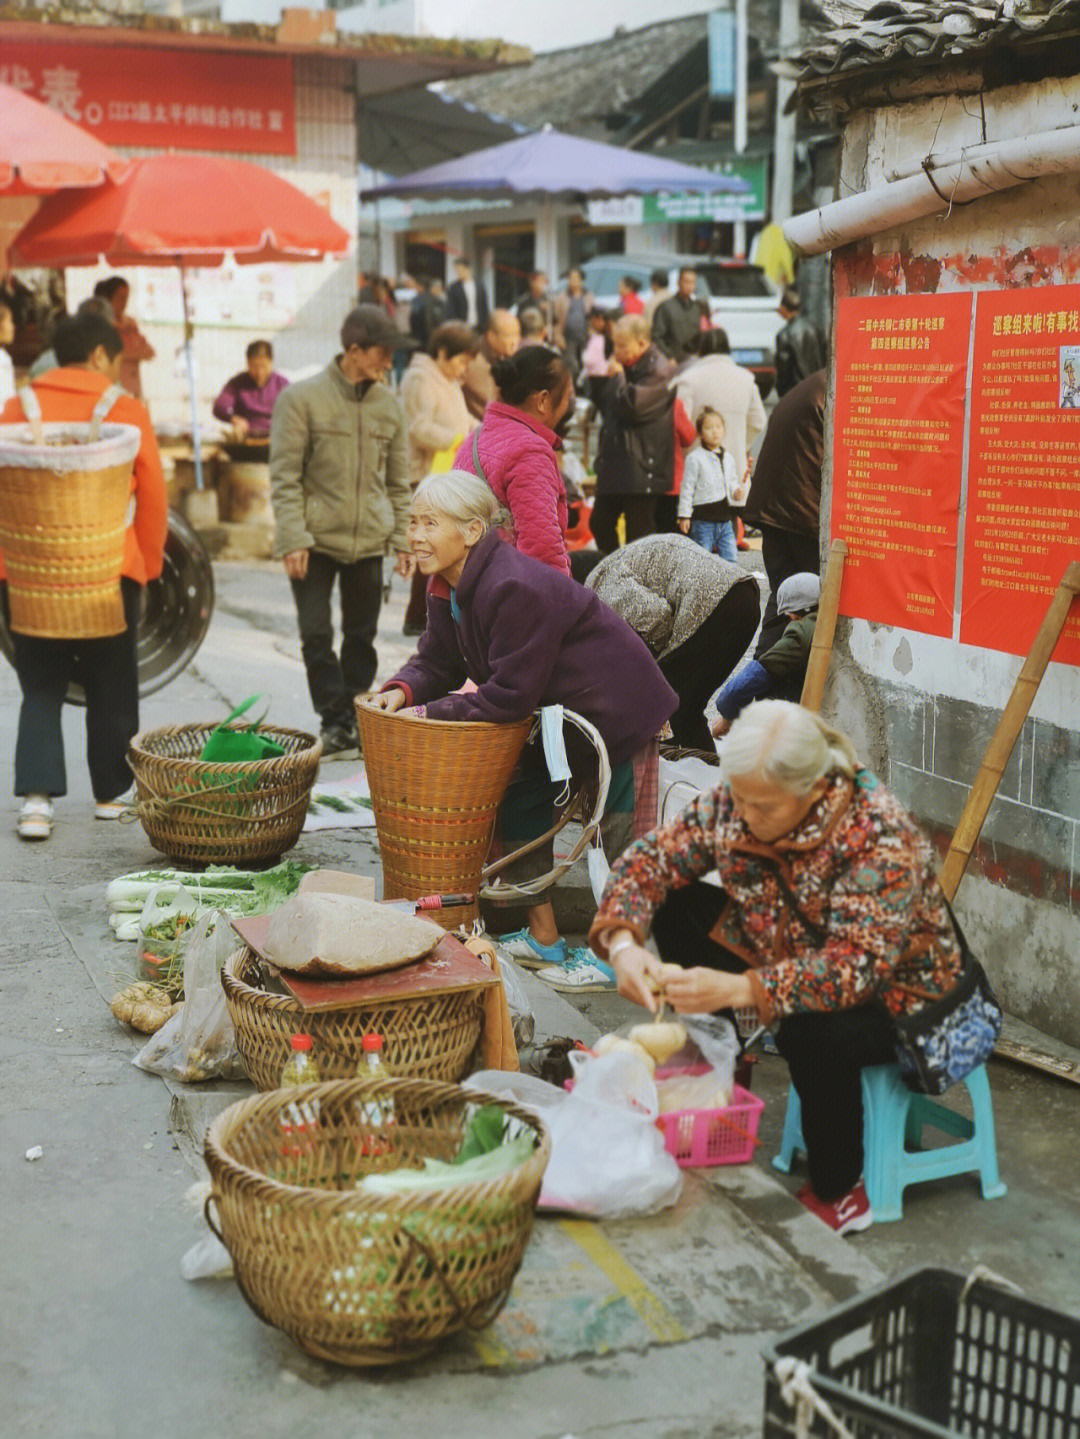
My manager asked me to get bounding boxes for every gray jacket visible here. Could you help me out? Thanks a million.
[269,360,410,563]
[586,533,754,659]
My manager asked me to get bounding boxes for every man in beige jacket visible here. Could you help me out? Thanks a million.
[270,305,414,753]
[673,327,767,484]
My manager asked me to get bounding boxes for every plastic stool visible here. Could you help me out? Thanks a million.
[771,1063,1006,1222]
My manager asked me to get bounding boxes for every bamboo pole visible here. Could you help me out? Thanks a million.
[800,537,848,713]
[939,561,1080,902]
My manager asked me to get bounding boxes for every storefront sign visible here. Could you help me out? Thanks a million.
[832,293,972,636]
[585,159,767,227]
[0,42,295,156]
[961,287,1080,664]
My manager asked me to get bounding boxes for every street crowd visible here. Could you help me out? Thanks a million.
[0,254,982,1239]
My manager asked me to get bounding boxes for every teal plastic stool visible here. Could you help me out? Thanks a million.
[772,1063,1007,1222]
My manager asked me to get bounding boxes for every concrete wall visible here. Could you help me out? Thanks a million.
[823,73,1080,1047]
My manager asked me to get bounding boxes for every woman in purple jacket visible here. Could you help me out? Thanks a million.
[365,470,677,989]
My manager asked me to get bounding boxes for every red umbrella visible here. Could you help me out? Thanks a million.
[12,154,351,488]
[10,152,350,265]
[0,81,126,194]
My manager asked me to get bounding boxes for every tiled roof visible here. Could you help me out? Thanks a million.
[443,16,712,142]
[444,5,833,143]
[795,0,1080,87]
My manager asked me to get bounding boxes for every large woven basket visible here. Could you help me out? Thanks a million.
[222,945,485,1089]
[356,704,534,928]
[204,1077,550,1365]
[0,421,141,638]
[127,723,321,866]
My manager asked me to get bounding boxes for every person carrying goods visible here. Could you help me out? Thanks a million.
[0,311,168,841]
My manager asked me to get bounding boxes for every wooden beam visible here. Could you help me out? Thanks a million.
[939,560,1080,902]
[800,537,847,713]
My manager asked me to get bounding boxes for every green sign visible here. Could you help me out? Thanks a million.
[642,158,767,223]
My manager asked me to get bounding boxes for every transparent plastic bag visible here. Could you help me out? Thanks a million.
[681,1015,738,1091]
[133,910,243,1082]
[136,881,210,984]
[494,953,535,1048]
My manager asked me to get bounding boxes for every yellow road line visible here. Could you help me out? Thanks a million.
[559,1218,689,1344]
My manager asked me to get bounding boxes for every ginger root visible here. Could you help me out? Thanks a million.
[110,981,177,1034]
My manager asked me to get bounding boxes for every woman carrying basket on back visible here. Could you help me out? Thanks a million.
[0,311,168,841]
[362,470,676,991]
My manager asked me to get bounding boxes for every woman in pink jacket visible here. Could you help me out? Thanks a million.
[454,345,574,575]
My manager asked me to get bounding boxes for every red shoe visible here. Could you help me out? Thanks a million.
[797,1180,873,1235]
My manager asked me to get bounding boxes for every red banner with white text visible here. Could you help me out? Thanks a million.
[832,293,972,636]
[0,42,295,156]
[961,286,1080,664]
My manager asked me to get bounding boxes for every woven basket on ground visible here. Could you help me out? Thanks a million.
[0,421,141,639]
[356,704,534,928]
[204,1077,550,1365]
[127,723,321,866]
[222,945,485,1089]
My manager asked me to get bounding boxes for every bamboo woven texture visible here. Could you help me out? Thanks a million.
[203,1077,550,1365]
[222,945,485,1089]
[356,705,534,927]
[127,723,321,865]
[0,455,133,638]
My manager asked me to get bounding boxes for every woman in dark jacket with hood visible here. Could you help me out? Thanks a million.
[365,469,677,989]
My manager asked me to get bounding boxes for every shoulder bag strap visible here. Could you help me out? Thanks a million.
[471,427,488,485]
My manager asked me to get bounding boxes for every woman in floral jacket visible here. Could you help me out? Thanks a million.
[589,699,963,1236]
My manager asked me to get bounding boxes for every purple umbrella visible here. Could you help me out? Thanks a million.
[360,128,750,201]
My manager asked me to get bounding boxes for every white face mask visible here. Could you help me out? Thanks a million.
[540,705,572,789]
[587,841,611,906]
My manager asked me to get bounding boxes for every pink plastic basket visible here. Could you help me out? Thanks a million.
[654,1065,765,1168]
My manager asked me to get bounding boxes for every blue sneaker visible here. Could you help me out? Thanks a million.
[536,947,616,992]
[496,928,568,971]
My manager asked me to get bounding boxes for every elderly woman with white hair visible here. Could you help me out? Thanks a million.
[589,700,966,1234]
[365,469,677,989]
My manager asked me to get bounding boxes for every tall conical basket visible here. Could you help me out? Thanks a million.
[356,704,534,928]
[0,421,141,638]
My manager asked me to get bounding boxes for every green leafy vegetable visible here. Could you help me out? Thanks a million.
[454,1105,509,1164]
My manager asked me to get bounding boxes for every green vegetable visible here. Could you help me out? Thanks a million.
[106,860,314,938]
[314,794,352,813]
[454,1105,508,1164]
[361,1134,536,1195]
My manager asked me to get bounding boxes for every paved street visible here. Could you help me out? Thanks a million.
[3,559,1078,1439]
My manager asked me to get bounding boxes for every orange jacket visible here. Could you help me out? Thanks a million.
[0,368,168,585]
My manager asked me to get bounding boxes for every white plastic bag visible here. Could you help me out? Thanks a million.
[466,1053,683,1219]
[657,754,722,826]
[134,910,243,1082]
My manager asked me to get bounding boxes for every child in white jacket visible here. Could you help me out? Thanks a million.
[677,406,746,562]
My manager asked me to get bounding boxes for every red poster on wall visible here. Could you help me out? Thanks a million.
[832,293,972,636]
[0,43,295,156]
[961,288,1080,664]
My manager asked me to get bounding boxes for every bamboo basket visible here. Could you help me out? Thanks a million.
[356,704,534,928]
[222,945,485,1089]
[204,1077,550,1366]
[0,421,141,638]
[127,723,321,865]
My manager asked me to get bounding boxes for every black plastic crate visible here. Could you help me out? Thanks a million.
[763,1268,1080,1438]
